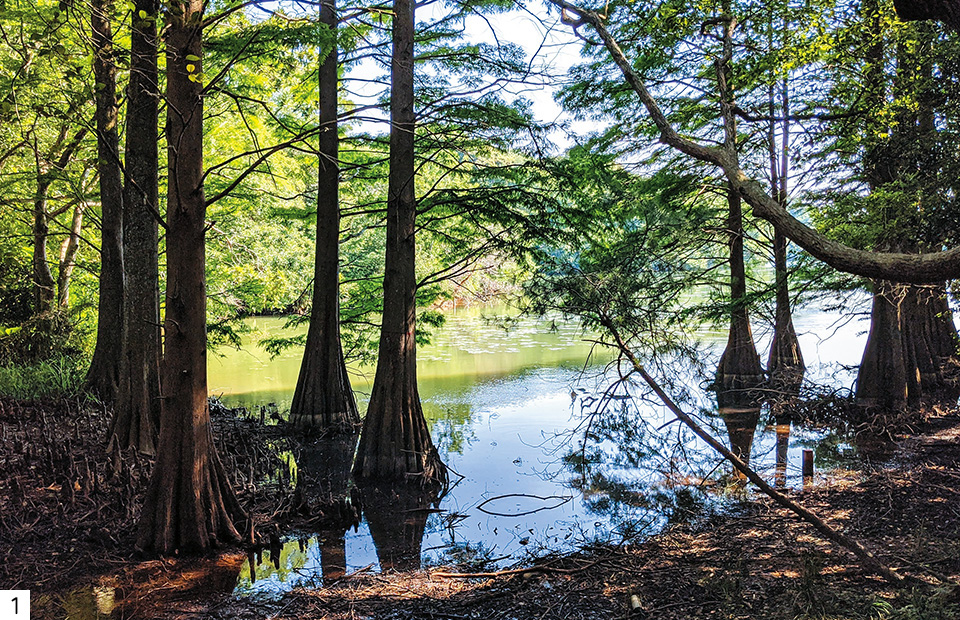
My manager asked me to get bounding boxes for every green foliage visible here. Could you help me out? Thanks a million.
[523,149,716,357]
[0,354,85,399]
[873,588,960,620]
[803,17,960,255]
[0,239,32,325]
[0,311,82,365]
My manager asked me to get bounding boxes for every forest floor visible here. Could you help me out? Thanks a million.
[3,396,960,620]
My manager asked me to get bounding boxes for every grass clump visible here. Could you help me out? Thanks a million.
[0,354,86,399]
[873,587,960,620]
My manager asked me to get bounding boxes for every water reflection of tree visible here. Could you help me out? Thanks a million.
[423,401,477,456]
[562,374,811,539]
[563,390,737,538]
[774,415,791,488]
[359,481,440,571]
[294,433,360,581]
[718,406,761,481]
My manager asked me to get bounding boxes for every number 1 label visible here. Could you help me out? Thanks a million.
[0,591,29,619]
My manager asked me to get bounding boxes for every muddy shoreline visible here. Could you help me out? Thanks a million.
[3,397,958,619]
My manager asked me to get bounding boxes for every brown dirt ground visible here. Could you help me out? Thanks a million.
[4,398,960,620]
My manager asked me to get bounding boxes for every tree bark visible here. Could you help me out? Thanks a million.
[290,0,359,434]
[714,9,764,410]
[856,282,909,410]
[767,227,804,389]
[32,177,56,315]
[853,23,958,413]
[109,0,161,454]
[85,0,125,401]
[716,186,765,410]
[136,0,245,553]
[893,0,960,30]
[353,0,446,485]
[858,283,960,410]
[766,75,803,393]
[56,201,86,307]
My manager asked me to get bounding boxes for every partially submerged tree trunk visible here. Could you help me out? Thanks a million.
[353,0,447,486]
[715,189,765,410]
[765,76,804,394]
[290,0,359,434]
[714,10,764,411]
[137,0,245,553]
[84,0,125,401]
[767,227,804,392]
[109,0,161,455]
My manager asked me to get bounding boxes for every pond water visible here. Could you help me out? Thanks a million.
[208,303,871,599]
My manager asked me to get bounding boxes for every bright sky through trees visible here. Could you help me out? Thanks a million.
[258,0,594,149]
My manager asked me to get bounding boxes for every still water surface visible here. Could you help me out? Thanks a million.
[209,304,867,598]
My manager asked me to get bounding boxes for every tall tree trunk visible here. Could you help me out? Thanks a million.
[290,0,359,434]
[137,0,245,553]
[853,24,959,412]
[30,124,88,317]
[85,0,125,401]
[766,75,803,393]
[853,0,909,413]
[353,0,446,485]
[32,177,56,314]
[109,0,161,454]
[56,201,86,307]
[716,186,765,410]
[714,4,764,410]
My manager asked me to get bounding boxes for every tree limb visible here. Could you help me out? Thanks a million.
[548,0,960,284]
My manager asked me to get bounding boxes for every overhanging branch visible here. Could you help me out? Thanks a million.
[548,0,960,284]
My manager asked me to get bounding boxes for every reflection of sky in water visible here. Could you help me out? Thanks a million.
[226,302,876,598]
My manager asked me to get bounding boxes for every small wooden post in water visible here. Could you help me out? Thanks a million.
[802,449,814,487]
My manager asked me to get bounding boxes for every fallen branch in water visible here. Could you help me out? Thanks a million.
[475,493,572,517]
[431,558,605,580]
[599,317,908,587]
